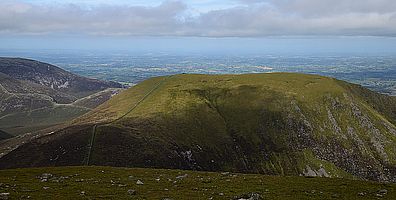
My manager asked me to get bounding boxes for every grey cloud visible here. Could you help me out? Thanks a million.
[188,3,396,37]
[273,0,396,16]
[235,0,265,4]
[0,0,396,37]
[0,1,186,35]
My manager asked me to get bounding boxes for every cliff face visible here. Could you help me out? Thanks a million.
[1,73,396,182]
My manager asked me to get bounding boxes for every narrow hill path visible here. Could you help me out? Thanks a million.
[111,76,171,123]
[84,76,171,165]
[84,124,97,165]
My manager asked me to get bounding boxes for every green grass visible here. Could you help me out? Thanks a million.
[0,166,395,200]
[74,76,167,124]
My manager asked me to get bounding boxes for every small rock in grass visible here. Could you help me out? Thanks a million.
[80,191,85,195]
[38,173,53,182]
[219,193,224,196]
[136,180,144,185]
[40,173,53,179]
[234,192,263,200]
[378,189,388,195]
[127,189,136,195]
[358,192,366,196]
[0,193,10,200]
[176,174,188,179]
[375,189,388,197]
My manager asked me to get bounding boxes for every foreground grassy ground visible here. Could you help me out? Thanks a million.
[0,166,395,199]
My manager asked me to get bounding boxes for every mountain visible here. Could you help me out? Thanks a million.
[0,57,122,98]
[1,73,396,183]
[0,57,124,135]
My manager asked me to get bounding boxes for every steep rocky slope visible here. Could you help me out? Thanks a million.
[0,58,124,135]
[0,72,76,115]
[0,57,122,97]
[1,73,396,183]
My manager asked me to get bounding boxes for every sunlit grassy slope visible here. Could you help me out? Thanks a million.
[78,73,396,124]
[0,166,395,200]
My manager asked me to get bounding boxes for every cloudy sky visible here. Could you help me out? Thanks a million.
[1,0,396,52]
[2,0,396,37]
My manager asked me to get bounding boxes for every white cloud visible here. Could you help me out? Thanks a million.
[0,0,396,37]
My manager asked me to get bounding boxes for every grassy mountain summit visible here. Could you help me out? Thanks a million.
[2,73,396,183]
